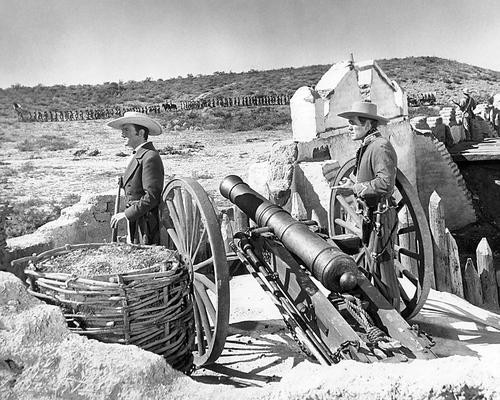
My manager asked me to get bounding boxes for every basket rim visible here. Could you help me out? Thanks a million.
[23,242,181,280]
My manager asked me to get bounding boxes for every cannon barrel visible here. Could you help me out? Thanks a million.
[220,175,357,292]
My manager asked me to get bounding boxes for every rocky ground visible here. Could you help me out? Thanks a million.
[0,118,289,211]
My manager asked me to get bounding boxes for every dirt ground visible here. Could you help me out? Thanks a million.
[0,118,289,211]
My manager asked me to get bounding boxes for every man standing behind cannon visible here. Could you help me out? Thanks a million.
[108,112,164,244]
[333,101,400,309]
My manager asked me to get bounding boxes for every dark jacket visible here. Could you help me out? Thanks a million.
[352,132,398,207]
[123,142,164,244]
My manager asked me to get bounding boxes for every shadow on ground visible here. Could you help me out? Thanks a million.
[191,319,307,388]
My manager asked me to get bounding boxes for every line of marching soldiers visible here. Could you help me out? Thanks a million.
[178,93,292,110]
[13,93,292,123]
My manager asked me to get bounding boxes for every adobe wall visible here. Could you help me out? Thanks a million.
[364,65,402,118]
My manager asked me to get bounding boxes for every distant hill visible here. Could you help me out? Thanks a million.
[1,56,500,119]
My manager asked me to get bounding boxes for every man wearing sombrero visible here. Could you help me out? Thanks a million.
[452,88,476,141]
[334,100,400,309]
[108,112,164,244]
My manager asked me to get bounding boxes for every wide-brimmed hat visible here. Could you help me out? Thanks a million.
[462,88,471,95]
[337,101,389,125]
[107,112,162,135]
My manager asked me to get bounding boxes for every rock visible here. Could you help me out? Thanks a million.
[87,149,100,156]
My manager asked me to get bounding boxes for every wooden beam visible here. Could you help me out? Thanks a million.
[463,258,483,306]
[428,191,452,293]
[446,229,464,298]
[476,238,499,308]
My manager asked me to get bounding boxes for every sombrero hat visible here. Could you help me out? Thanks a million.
[338,101,389,125]
[107,111,162,136]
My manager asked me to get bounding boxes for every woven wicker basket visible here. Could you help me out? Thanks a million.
[22,243,195,373]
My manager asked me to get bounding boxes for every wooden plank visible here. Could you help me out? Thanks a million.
[355,274,436,360]
[428,192,452,292]
[233,206,249,234]
[476,238,499,308]
[220,213,233,254]
[463,258,483,306]
[446,229,464,298]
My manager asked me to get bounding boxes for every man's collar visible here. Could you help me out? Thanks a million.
[132,141,151,154]
[362,129,381,146]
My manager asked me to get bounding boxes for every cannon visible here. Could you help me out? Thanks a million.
[159,170,436,367]
[219,175,358,293]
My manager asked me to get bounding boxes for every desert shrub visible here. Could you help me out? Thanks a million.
[19,161,35,173]
[6,193,80,238]
[16,134,77,152]
[191,170,214,180]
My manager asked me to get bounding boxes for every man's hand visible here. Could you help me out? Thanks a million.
[331,178,354,196]
[110,212,127,229]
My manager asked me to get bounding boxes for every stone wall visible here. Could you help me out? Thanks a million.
[3,193,126,279]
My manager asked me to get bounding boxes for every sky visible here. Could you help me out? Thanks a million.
[1,0,499,89]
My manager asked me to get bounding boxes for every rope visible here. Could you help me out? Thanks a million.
[344,296,401,350]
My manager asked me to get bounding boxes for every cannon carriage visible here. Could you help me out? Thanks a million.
[159,159,436,367]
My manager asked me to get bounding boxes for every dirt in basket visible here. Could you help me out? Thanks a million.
[36,244,179,278]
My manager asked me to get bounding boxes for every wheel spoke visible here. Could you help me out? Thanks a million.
[335,195,361,226]
[194,281,216,322]
[182,191,194,252]
[397,225,416,235]
[192,297,205,355]
[396,198,405,213]
[166,200,187,253]
[401,268,418,286]
[335,218,361,237]
[394,245,421,261]
[191,227,208,262]
[354,251,365,264]
[191,206,201,253]
[173,188,188,249]
[194,272,216,294]
[193,256,214,272]
[194,290,213,344]
[161,219,183,251]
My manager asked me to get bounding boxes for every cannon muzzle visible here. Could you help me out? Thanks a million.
[220,175,357,292]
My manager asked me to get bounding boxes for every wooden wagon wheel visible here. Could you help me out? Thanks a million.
[328,158,433,319]
[161,178,229,366]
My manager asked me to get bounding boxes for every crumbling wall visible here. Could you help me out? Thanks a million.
[290,87,324,142]
[357,60,402,118]
[4,193,126,279]
[315,62,361,132]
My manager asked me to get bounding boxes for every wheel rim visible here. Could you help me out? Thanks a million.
[161,178,229,366]
[329,158,433,319]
